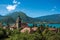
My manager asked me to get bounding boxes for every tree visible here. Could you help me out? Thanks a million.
[48,34,60,40]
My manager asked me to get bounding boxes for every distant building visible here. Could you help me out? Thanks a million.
[10,24,17,30]
[20,27,30,33]
[16,16,21,29]
[21,23,28,28]
[32,27,38,32]
[48,28,58,32]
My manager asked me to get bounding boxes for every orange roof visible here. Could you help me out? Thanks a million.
[48,28,57,31]
[20,27,31,33]
[32,27,38,31]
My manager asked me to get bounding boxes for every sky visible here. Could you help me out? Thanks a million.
[0,0,60,18]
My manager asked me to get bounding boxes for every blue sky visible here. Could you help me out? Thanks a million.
[0,0,60,17]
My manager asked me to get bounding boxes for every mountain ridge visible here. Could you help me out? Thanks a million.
[0,12,40,24]
[0,12,60,24]
[36,14,60,23]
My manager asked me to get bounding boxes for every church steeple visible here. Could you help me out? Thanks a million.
[16,15,21,29]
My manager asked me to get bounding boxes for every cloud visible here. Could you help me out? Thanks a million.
[13,0,21,4]
[18,2,21,4]
[51,6,56,11]
[6,0,20,11]
[6,5,17,11]
[13,0,17,4]
[51,9,55,11]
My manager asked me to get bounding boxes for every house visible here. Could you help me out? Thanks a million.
[48,28,58,32]
[9,16,28,30]
[20,27,38,33]
[21,23,28,28]
[10,24,17,30]
[32,27,38,31]
[20,27,31,33]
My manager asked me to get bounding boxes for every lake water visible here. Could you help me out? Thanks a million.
[47,24,60,28]
[28,24,60,28]
[3,23,60,28]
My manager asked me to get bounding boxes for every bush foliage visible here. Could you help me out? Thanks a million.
[0,27,60,40]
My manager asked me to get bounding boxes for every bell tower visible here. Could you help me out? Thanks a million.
[16,16,21,29]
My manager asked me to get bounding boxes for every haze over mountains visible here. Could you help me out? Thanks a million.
[0,11,60,24]
[36,14,60,23]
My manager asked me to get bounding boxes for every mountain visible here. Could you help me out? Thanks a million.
[36,14,60,23]
[0,12,40,24]
[0,11,60,24]
[0,15,4,19]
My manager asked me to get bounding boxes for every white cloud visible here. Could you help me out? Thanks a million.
[6,5,17,11]
[6,0,21,11]
[51,6,57,11]
[13,0,21,4]
[13,0,17,4]
[18,2,21,4]
[51,9,55,11]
